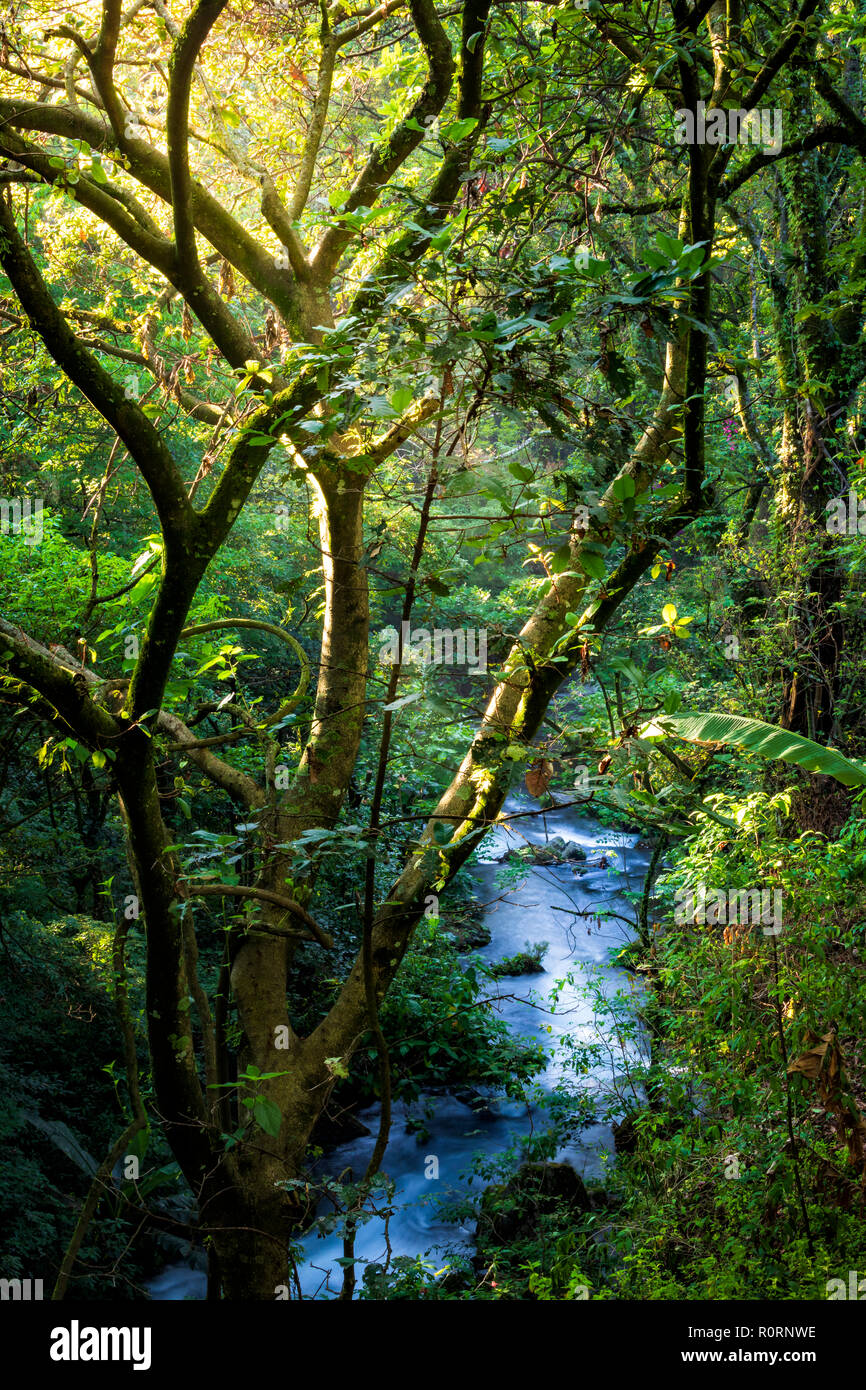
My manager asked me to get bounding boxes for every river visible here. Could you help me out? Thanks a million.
[147,795,651,1300]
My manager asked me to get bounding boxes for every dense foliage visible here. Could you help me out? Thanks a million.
[1,0,865,1302]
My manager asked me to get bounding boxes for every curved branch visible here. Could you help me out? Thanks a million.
[288,16,337,223]
[166,0,228,280]
[0,194,194,549]
[197,367,323,540]
[155,620,308,805]
[0,129,176,273]
[739,0,821,114]
[0,618,120,747]
[0,96,307,336]
[180,618,310,728]
[155,0,273,370]
[358,390,441,472]
[183,882,332,948]
[147,0,309,281]
[348,0,492,323]
[156,709,264,807]
[334,0,407,45]
[719,123,856,201]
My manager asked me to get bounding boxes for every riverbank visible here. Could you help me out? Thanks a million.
[147,796,652,1300]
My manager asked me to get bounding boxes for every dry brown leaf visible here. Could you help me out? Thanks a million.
[787,1030,834,1080]
[788,1030,866,1172]
[525,758,554,799]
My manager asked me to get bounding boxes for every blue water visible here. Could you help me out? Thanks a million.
[147,797,650,1299]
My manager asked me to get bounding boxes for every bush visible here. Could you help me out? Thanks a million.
[488,941,549,977]
[348,920,546,1104]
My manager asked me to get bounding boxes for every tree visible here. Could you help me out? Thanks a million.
[0,0,857,1298]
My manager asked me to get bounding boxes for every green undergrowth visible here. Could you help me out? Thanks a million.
[363,791,866,1300]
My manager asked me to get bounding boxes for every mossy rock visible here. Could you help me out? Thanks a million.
[476,1161,590,1251]
[507,838,587,866]
[449,918,493,951]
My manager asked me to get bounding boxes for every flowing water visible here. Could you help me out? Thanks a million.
[147,796,651,1301]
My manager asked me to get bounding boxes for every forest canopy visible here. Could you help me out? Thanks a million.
[1,0,866,1312]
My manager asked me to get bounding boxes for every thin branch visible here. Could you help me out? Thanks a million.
[310,0,456,284]
[183,883,333,948]
[52,910,148,1299]
[0,96,306,334]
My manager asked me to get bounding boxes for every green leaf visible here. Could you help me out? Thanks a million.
[607,656,643,685]
[579,550,607,581]
[656,231,684,259]
[504,743,530,760]
[550,542,573,574]
[253,1097,283,1139]
[508,461,534,483]
[441,117,478,143]
[425,576,450,596]
[641,712,866,788]
[446,470,476,497]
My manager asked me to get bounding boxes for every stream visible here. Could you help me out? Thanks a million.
[147,796,651,1301]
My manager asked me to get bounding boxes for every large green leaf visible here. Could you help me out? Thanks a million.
[641,712,866,788]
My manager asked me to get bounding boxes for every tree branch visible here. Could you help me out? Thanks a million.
[348,0,492,321]
[0,618,120,747]
[719,123,857,201]
[167,0,228,280]
[0,98,307,337]
[310,0,456,285]
[183,883,333,948]
[740,0,821,113]
[0,192,195,548]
